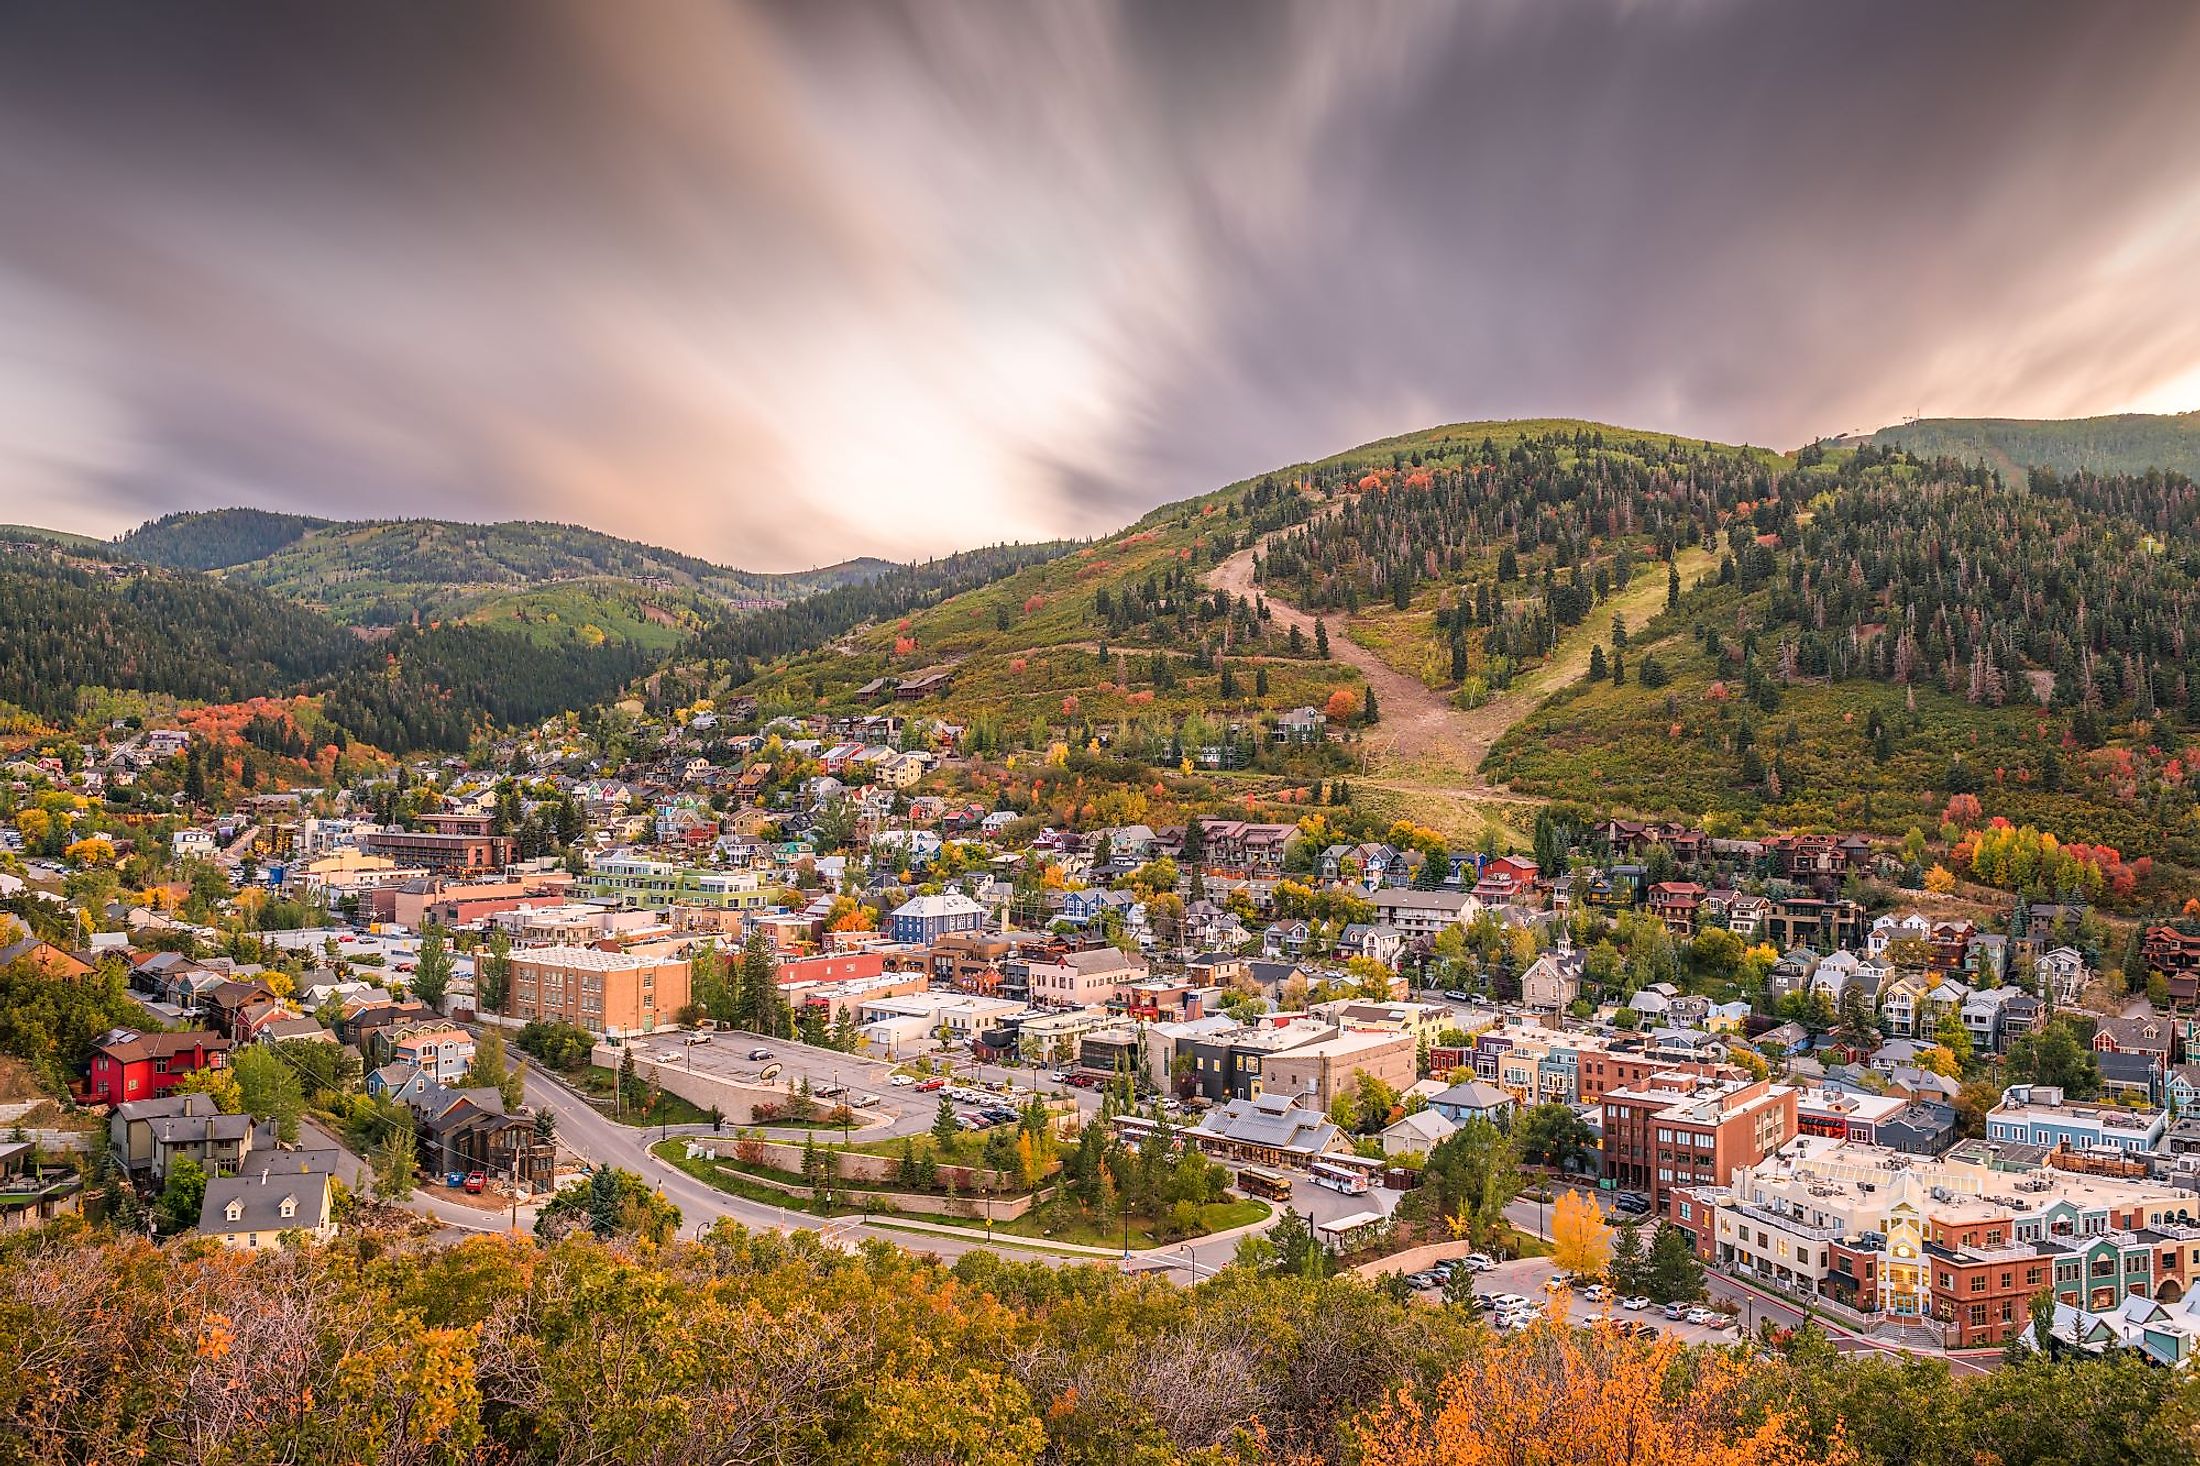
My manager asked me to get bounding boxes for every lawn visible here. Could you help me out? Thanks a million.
[990,1196,1269,1248]
[572,1067,718,1128]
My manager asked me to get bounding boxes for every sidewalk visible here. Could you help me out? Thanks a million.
[863,1200,1280,1261]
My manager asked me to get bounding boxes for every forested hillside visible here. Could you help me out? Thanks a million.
[1866,411,2200,482]
[1486,443,2200,871]
[323,622,657,752]
[111,510,896,625]
[0,548,361,724]
[114,507,332,569]
[1254,422,1778,697]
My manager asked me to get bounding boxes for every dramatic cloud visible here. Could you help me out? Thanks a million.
[1,2,2198,567]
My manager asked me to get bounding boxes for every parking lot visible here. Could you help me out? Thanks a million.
[620,1031,932,1130]
[1391,1252,1747,1346]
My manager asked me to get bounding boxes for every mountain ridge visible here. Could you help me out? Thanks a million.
[109,507,897,625]
[1860,410,2200,482]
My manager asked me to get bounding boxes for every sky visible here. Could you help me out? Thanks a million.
[3,2,2200,570]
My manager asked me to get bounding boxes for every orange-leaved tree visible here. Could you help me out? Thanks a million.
[1345,1323,1842,1466]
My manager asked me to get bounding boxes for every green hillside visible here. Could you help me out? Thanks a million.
[114,507,333,568]
[0,523,107,552]
[109,510,895,629]
[1864,412,2200,481]
[692,419,1791,744]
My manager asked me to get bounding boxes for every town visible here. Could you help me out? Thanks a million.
[8,701,2200,1378]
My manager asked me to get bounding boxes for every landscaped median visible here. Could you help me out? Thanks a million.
[652,1132,1271,1249]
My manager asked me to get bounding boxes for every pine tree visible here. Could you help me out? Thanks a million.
[1648,1221,1705,1302]
[1314,620,1331,658]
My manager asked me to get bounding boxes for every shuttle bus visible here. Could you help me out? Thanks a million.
[1235,1165,1293,1201]
[1310,1160,1371,1195]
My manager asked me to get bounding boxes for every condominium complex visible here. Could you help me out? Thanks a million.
[1672,1137,2200,1347]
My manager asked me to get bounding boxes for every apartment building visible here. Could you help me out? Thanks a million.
[582,853,771,910]
[502,945,689,1036]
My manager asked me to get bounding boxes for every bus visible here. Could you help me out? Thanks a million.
[1235,1166,1294,1201]
[1310,1161,1370,1195]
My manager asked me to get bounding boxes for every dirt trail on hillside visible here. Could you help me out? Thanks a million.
[1207,514,1534,802]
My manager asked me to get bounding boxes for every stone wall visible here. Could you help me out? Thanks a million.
[685,1132,1021,1195]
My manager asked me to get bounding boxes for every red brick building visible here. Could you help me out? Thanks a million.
[1925,1215,2051,1348]
[1600,1073,1796,1211]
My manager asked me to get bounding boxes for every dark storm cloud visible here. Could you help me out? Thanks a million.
[0,2,2196,566]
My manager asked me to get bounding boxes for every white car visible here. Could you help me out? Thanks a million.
[889,1074,916,1086]
[1491,1293,1531,1311]
[1581,1283,1610,1302]
[1464,1254,1496,1272]
[1621,1295,1650,1311]
[1542,1276,1567,1293]
[1685,1308,1720,1326]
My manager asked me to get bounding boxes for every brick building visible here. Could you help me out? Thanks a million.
[502,946,689,1037]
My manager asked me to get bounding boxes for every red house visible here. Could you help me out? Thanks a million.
[85,1030,231,1105]
[1472,856,1540,903]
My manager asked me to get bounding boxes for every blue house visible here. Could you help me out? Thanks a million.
[887,892,987,945]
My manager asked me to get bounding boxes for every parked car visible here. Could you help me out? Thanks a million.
[890,1074,916,1086]
[462,1172,486,1195]
[1621,1295,1651,1311]
[1581,1283,1610,1302]
[748,1048,772,1061]
[1664,1302,1688,1320]
[1491,1293,1531,1311]
[684,1032,712,1045]
[1542,1276,1567,1293]
[1442,989,1473,1002]
[1043,1071,1067,1082]
[1463,1253,1496,1272]
[444,1171,466,1188]
[1614,1192,1652,1215]
[1685,1307,1719,1326]
[915,1078,945,1092]
[853,1093,882,1109]
[1406,1271,1443,1290]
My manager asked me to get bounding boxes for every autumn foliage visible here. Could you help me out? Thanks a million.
[1548,1190,1611,1280]
[1347,1321,1842,1466]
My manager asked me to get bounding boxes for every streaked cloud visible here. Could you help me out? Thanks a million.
[0,2,2197,567]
